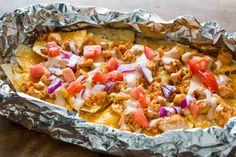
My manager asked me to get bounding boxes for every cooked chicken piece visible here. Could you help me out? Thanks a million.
[163,59,182,73]
[27,86,47,99]
[122,50,135,63]
[102,50,113,58]
[111,103,124,115]
[148,81,162,93]
[217,49,232,65]
[84,91,109,107]
[21,81,33,92]
[150,115,188,132]
[214,103,236,127]
[79,59,94,68]
[218,84,234,99]
[61,40,71,51]
[192,87,207,100]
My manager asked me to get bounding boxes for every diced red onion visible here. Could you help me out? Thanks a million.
[160,106,181,117]
[160,106,168,117]
[162,84,176,99]
[138,66,153,83]
[104,81,116,93]
[70,66,77,73]
[47,75,57,81]
[49,67,62,76]
[180,95,193,109]
[117,64,136,72]
[69,42,77,54]
[173,107,181,114]
[47,78,62,94]
[68,54,82,68]
[80,88,90,99]
[91,84,106,94]
[77,75,86,82]
[60,50,72,59]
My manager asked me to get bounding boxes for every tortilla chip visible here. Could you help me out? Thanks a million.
[60,30,87,48]
[135,37,176,49]
[87,28,135,44]
[33,30,87,57]
[16,44,45,71]
[32,41,48,58]
[1,64,22,91]
[80,107,120,128]
[93,107,120,128]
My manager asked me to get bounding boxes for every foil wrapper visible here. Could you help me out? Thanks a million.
[0,3,236,157]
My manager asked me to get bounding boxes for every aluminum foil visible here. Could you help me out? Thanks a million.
[0,3,236,157]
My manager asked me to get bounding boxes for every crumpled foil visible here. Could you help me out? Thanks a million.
[0,3,236,157]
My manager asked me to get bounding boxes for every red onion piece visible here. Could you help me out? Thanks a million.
[68,54,82,68]
[138,66,153,83]
[173,107,181,114]
[80,88,90,99]
[162,84,176,98]
[104,81,116,93]
[49,67,62,76]
[69,42,77,53]
[92,84,106,94]
[117,64,136,72]
[60,50,72,59]
[180,95,193,109]
[47,78,62,94]
[160,106,181,117]
[76,75,86,82]
[47,75,57,81]
[160,106,168,117]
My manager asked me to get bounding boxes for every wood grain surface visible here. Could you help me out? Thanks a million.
[0,0,236,157]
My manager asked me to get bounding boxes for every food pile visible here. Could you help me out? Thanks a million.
[2,28,236,136]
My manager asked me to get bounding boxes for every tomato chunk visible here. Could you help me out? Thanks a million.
[144,46,156,59]
[138,96,149,108]
[198,70,219,92]
[108,70,123,82]
[67,81,84,95]
[47,41,60,57]
[188,101,199,118]
[92,72,110,84]
[189,58,209,74]
[83,45,102,58]
[62,68,76,83]
[130,85,146,100]
[133,108,149,128]
[30,64,44,78]
[106,57,119,71]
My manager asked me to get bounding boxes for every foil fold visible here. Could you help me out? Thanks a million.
[0,3,236,156]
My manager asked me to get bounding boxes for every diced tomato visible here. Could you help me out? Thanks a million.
[108,70,123,82]
[92,72,110,84]
[30,64,44,78]
[189,58,209,74]
[198,70,219,92]
[106,57,119,71]
[47,41,60,57]
[83,45,102,58]
[130,85,146,100]
[133,108,149,128]
[138,96,149,108]
[67,81,84,95]
[62,68,76,83]
[144,46,156,59]
[188,101,199,118]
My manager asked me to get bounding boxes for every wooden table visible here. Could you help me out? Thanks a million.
[1,0,236,156]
